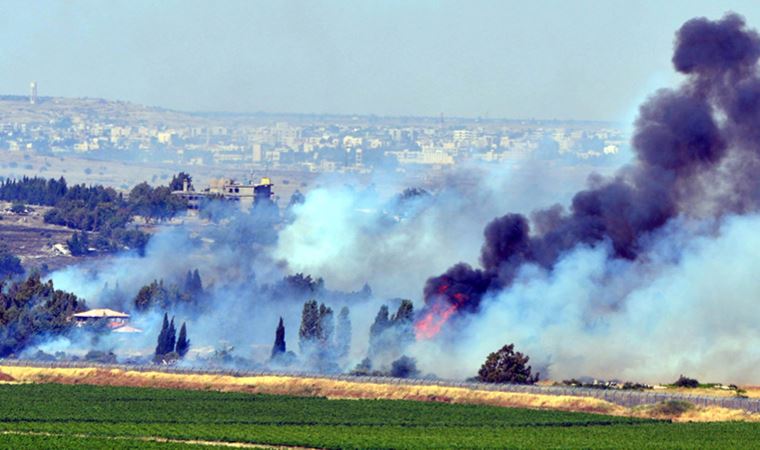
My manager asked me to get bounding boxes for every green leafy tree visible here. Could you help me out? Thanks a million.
[0,247,24,279]
[67,231,90,256]
[674,375,699,388]
[169,172,193,191]
[476,344,539,384]
[0,273,85,357]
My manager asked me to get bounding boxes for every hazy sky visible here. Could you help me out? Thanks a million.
[2,1,760,120]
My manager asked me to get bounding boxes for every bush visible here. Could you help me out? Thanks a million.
[390,355,420,378]
[84,350,117,364]
[0,247,24,279]
[674,375,699,388]
[10,202,26,214]
[650,400,695,416]
[476,343,539,384]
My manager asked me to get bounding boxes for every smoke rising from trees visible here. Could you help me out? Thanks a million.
[417,13,760,353]
[24,12,760,384]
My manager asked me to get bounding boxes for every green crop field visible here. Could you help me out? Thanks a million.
[0,384,758,449]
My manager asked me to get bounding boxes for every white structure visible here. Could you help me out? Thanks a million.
[29,81,38,104]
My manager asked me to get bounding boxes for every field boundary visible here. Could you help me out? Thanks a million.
[2,359,758,412]
[0,430,317,449]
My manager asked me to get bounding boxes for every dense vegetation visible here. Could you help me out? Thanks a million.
[133,269,204,312]
[0,384,758,449]
[0,246,24,279]
[0,274,86,357]
[0,175,189,255]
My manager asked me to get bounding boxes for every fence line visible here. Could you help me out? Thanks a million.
[1,358,758,412]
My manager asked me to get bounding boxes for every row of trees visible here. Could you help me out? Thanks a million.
[368,300,414,357]
[297,300,352,362]
[0,246,24,280]
[0,175,191,256]
[0,273,86,357]
[154,313,190,362]
[134,270,204,311]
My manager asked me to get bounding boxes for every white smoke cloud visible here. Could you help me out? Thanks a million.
[41,158,616,374]
[420,213,760,384]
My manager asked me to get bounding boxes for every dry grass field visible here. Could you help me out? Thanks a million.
[1,364,758,423]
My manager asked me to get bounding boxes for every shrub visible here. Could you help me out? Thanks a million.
[674,375,699,388]
[650,400,695,416]
[390,355,420,378]
[476,343,539,384]
[10,202,26,214]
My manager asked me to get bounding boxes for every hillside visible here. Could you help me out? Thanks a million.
[0,96,206,127]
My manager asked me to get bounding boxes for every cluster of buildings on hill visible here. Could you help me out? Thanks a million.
[0,94,627,174]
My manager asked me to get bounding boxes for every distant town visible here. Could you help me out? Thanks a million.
[0,84,627,175]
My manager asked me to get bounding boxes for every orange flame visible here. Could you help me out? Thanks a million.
[414,285,469,340]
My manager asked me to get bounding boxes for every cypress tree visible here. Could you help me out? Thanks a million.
[175,322,190,358]
[271,317,286,359]
[154,313,169,357]
[318,304,334,345]
[369,305,390,339]
[167,317,177,354]
[299,299,320,352]
[392,299,415,345]
[368,304,395,357]
[183,270,193,293]
[192,269,202,293]
[336,306,351,359]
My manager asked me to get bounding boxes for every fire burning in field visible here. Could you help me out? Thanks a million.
[415,284,469,339]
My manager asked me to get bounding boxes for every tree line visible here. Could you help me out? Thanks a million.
[0,174,191,255]
[133,269,204,312]
[0,273,86,357]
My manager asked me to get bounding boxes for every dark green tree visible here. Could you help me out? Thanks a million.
[674,375,699,388]
[390,355,420,378]
[0,247,24,279]
[67,231,90,256]
[368,305,391,356]
[175,322,190,358]
[391,299,415,345]
[154,313,170,357]
[167,317,177,353]
[370,305,390,338]
[299,299,320,352]
[476,344,539,384]
[318,303,334,345]
[192,269,203,294]
[169,172,193,191]
[0,273,85,357]
[335,306,351,359]
[288,190,305,208]
[10,202,26,214]
[271,317,286,359]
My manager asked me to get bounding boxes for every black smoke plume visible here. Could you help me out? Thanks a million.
[418,13,760,337]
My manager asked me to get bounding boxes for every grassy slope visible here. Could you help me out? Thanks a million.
[0,384,759,449]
